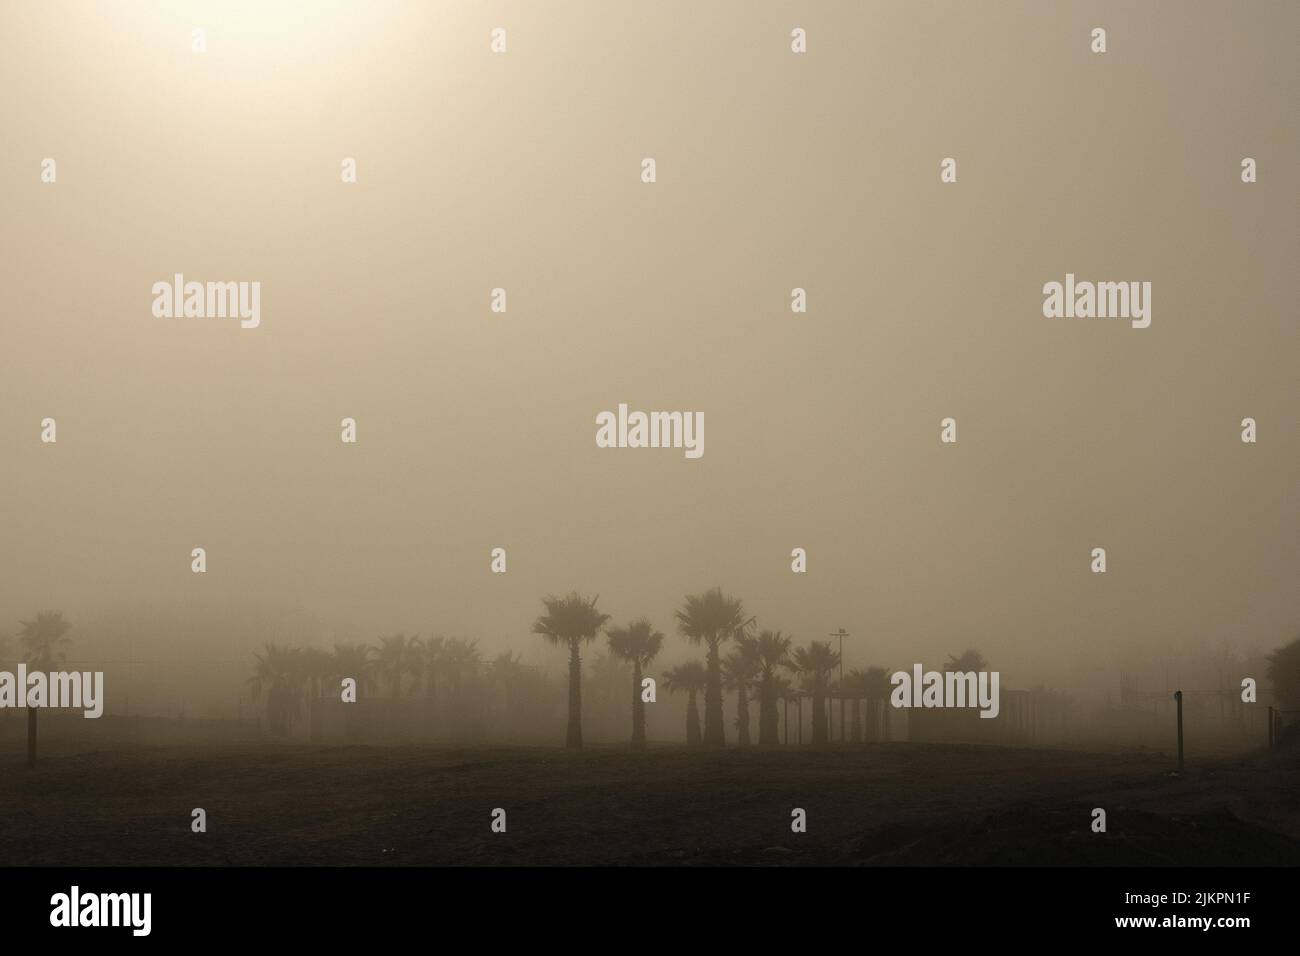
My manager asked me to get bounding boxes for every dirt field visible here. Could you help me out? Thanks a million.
[1,737,1297,866]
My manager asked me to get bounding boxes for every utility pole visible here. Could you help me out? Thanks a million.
[830,628,849,742]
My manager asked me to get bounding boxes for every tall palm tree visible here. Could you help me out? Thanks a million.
[787,640,840,744]
[248,642,305,736]
[17,611,73,766]
[771,675,797,745]
[676,587,750,746]
[441,638,481,695]
[753,630,793,746]
[722,636,761,747]
[329,642,372,696]
[606,618,665,750]
[300,647,330,702]
[532,592,611,750]
[375,633,416,698]
[416,634,446,700]
[663,661,707,746]
[18,611,72,669]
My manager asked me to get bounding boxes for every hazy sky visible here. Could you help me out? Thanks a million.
[1,1,1296,691]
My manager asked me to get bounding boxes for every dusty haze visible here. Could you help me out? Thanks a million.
[1,1,1296,719]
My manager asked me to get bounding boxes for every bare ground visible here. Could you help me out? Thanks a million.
[1,739,1296,866]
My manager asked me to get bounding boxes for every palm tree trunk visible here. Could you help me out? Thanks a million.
[631,661,645,750]
[736,684,750,746]
[703,639,724,746]
[566,638,583,750]
[758,679,776,746]
[27,708,37,767]
[686,691,702,746]
[812,688,827,744]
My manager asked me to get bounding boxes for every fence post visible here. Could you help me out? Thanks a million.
[1174,690,1184,773]
[1268,706,1275,747]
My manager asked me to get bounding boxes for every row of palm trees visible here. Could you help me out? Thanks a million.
[247,635,520,736]
[533,587,909,751]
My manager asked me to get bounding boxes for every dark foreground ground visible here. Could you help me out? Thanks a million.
[1,737,1297,865]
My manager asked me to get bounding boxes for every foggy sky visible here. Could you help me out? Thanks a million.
[1,1,1296,696]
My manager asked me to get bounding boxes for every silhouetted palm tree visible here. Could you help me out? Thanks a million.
[415,634,446,700]
[18,611,72,669]
[532,593,611,749]
[606,618,665,750]
[249,642,305,736]
[329,642,372,696]
[753,630,793,746]
[300,647,330,702]
[944,648,988,672]
[17,611,73,766]
[772,675,797,745]
[663,661,707,746]
[676,587,750,746]
[376,634,416,698]
[441,638,481,695]
[788,640,840,744]
[722,636,761,746]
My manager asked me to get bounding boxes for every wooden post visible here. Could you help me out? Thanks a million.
[1175,690,1184,773]
[26,708,37,767]
[1267,706,1275,748]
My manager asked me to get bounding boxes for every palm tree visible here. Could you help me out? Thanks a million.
[329,642,372,697]
[663,661,707,746]
[606,618,665,750]
[841,668,871,742]
[770,676,797,744]
[18,610,72,669]
[248,642,305,736]
[375,633,416,698]
[415,634,446,700]
[300,647,330,702]
[441,638,481,695]
[299,646,331,742]
[722,636,761,746]
[787,640,840,744]
[17,611,73,766]
[676,587,750,746]
[753,630,793,746]
[945,648,988,672]
[532,592,611,749]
